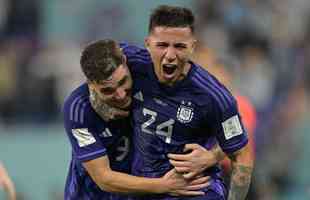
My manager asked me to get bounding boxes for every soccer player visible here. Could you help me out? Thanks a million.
[123,5,253,200]
[63,40,211,200]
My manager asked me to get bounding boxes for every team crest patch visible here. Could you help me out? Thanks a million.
[177,102,194,123]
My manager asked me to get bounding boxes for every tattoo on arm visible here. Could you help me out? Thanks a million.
[228,163,253,200]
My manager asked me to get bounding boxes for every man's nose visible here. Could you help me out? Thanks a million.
[115,88,126,99]
[165,47,177,62]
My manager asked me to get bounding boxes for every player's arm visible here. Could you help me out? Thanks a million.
[207,85,254,199]
[227,143,253,200]
[168,143,225,179]
[83,155,210,196]
[64,95,209,196]
[0,162,16,200]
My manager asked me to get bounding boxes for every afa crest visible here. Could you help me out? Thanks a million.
[177,102,194,123]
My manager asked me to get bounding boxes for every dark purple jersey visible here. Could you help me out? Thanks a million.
[63,83,132,200]
[122,43,248,200]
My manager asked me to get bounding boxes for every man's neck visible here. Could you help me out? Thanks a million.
[89,87,129,121]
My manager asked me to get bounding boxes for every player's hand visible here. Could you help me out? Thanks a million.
[162,168,210,196]
[0,163,17,200]
[168,143,217,179]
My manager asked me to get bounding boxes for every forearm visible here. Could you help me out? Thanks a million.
[227,145,254,200]
[228,162,253,200]
[84,157,168,195]
[92,168,166,195]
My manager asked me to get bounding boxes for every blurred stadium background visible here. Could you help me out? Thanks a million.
[0,0,310,199]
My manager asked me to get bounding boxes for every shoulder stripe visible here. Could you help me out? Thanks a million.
[206,74,233,104]
[192,76,226,111]
[124,47,149,55]
[77,149,107,160]
[126,49,149,56]
[70,95,89,123]
[69,96,83,121]
[193,73,231,111]
[79,102,88,124]
[197,72,233,109]
[74,96,89,123]
[127,55,151,63]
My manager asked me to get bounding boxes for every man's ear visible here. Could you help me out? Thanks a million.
[87,81,95,91]
[190,39,197,54]
[123,54,127,64]
[144,37,150,50]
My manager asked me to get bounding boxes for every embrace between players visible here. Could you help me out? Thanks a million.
[63,5,253,200]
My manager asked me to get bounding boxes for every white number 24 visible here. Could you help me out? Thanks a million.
[141,108,175,143]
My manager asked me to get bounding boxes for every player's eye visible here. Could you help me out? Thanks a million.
[174,44,187,49]
[156,43,168,48]
[100,88,115,95]
[118,76,128,86]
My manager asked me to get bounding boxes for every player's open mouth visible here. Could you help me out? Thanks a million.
[162,64,178,79]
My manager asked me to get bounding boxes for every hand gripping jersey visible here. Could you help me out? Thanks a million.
[63,83,132,200]
[122,43,248,200]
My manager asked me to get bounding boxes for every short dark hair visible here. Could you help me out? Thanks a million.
[80,39,123,83]
[148,5,195,33]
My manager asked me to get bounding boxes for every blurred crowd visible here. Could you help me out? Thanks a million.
[0,0,309,199]
[193,0,310,199]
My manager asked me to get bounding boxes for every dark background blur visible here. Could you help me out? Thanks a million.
[0,0,309,199]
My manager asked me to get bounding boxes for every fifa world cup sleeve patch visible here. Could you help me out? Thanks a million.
[72,128,96,147]
[222,115,243,140]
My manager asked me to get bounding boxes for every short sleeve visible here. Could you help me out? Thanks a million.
[211,96,248,154]
[63,95,108,162]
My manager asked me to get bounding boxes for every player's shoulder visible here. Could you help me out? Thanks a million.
[120,42,151,64]
[189,62,236,111]
[120,42,152,77]
[63,83,99,127]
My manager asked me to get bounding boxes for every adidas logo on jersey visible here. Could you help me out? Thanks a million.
[99,128,113,138]
[134,91,144,102]
[153,97,167,106]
